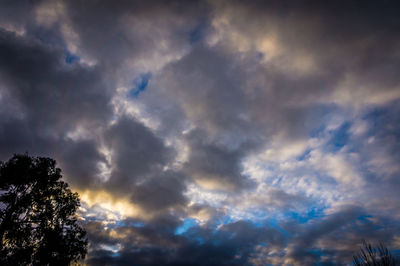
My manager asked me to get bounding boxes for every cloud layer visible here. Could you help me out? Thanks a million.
[1,0,400,264]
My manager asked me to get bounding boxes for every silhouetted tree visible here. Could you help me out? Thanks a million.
[0,154,87,265]
[353,240,396,266]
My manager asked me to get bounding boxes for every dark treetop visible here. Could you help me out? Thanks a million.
[0,154,87,265]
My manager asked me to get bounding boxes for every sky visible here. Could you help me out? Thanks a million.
[0,0,400,265]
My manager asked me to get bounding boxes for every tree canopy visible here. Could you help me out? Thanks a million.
[0,154,87,265]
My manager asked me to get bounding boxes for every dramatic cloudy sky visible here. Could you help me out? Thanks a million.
[1,0,400,265]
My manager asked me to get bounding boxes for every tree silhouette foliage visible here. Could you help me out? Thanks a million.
[0,154,87,265]
[353,240,396,266]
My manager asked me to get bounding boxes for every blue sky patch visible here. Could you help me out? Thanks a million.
[129,73,152,98]
[266,219,290,238]
[65,51,80,64]
[296,148,311,161]
[283,207,324,225]
[175,218,198,235]
[328,122,351,152]
[189,20,208,44]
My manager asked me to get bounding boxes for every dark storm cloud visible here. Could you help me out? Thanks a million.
[130,170,188,212]
[84,207,400,265]
[0,29,111,129]
[183,130,254,191]
[212,0,400,106]
[101,117,187,214]
[85,219,285,266]
[59,139,107,188]
[0,116,50,157]
[154,45,252,141]
[63,0,210,74]
[285,205,364,264]
[281,204,400,264]
[104,116,174,193]
[0,0,42,28]
[0,28,111,188]
[149,42,332,192]
[0,114,106,189]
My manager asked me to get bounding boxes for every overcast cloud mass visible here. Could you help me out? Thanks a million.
[1,0,400,265]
